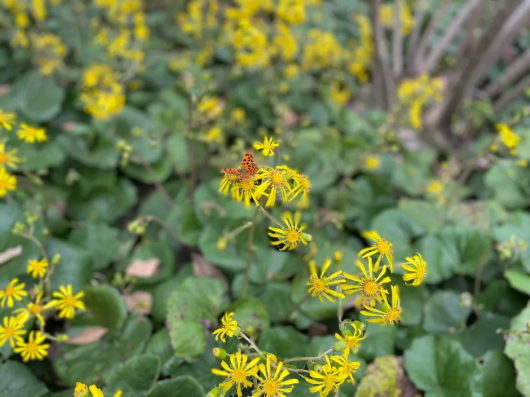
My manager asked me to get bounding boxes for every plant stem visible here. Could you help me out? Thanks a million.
[240,332,266,358]
[258,206,283,228]
[224,222,253,241]
[242,208,259,298]
[287,293,311,322]
[337,296,343,326]
[282,348,334,364]
[144,215,188,246]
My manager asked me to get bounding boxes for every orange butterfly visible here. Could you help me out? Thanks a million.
[221,152,259,180]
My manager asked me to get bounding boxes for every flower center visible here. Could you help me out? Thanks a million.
[323,374,336,390]
[29,304,42,315]
[416,267,426,279]
[65,295,75,307]
[4,285,14,297]
[363,280,379,296]
[26,342,38,353]
[385,308,401,324]
[240,179,255,190]
[285,230,300,243]
[263,379,279,395]
[232,369,247,383]
[376,240,391,255]
[269,171,284,186]
[0,180,6,190]
[345,336,360,349]
[0,153,7,164]
[5,327,15,338]
[312,278,326,293]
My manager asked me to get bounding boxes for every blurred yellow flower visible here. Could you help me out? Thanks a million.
[0,109,15,130]
[254,137,279,157]
[361,285,401,326]
[0,167,16,197]
[402,253,427,286]
[0,278,28,308]
[305,355,347,395]
[213,312,238,342]
[426,179,443,195]
[364,155,380,171]
[46,285,85,319]
[307,259,345,303]
[330,355,360,383]
[14,330,49,362]
[329,81,351,106]
[0,316,26,348]
[27,258,48,278]
[233,177,262,207]
[359,231,394,272]
[497,123,520,154]
[258,167,291,206]
[18,124,47,143]
[14,293,46,326]
[342,257,391,307]
[0,142,21,170]
[334,323,365,357]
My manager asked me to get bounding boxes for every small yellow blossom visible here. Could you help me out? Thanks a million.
[334,323,366,357]
[258,167,292,207]
[45,285,85,319]
[74,383,88,396]
[0,316,26,348]
[289,170,311,203]
[231,108,246,123]
[0,278,28,308]
[361,285,401,326]
[233,177,262,207]
[426,179,443,195]
[213,312,238,342]
[27,258,48,278]
[253,354,299,396]
[18,124,47,143]
[0,142,21,170]
[497,123,520,154]
[0,167,17,197]
[305,355,347,395]
[330,355,360,383]
[14,293,46,326]
[402,253,427,286]
[254,137,279,157]
[329,81,351,106]
[212,352,260,397]
[359,231,394,272]
[307,259,345,303]
[342,257,391,307]
[206,127,223,143]
[364,155,380,171]
[14,330,49,362]
[0,109,15,130]
[268,213,308,251]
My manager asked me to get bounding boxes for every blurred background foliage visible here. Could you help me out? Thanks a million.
[1,0,530,396]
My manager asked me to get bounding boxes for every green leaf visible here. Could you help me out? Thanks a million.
[404,335,478,397]
[423,290,471,334]
[258,326,308,360]
[122,156,172,183]
[0,361,48,397]
[166,131,190,174]
[417,235,459,284]
[146,376,204,397]
[259,282,295,323]
[69,224,121,270]
[480,351,517,397]
[11,71,65,122]
[18,142,66,171]
[493,212,530,272]
[54,316,152,387]
[230,297,271,332]
[169,321,207,362]
[504,302,530,395]
[56,135,120,170]
[146,329,173,366]
[47,238,93,292]
[357,319,396,361]
[78,285,128,331]
[475,279,527,317]
[485,161,530,210]
[150,266,192,322]
[455,312,510,357]
[394,278,429,326]
[106,354,161,396]
[504,270,530,295]
[398,199,445,234]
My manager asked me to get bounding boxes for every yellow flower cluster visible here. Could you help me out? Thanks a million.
[347,15,373,83]
[30,33,67,75]
[494,123,520,156]
[79,63,126,120]
[303,29,343,71]
[380,3,415,35]
[177,0,219,40]
[74,382,122,397]
[397,74,444,129]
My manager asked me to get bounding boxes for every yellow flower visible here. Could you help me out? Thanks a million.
[330,355,360,383]
[284,63,299,79]
[329,81,351,106]
[206,127,223,143]
[254,137,279,157]
[268,213,308,251]
[18,124,47,143]
[212,352,260,397]
[361,285,401,326]
[402,253,427,286]
[198,96,223,119]
[289,171,311,203]
[334,323,366,357]
[307,259,345,303]
[253,354,299,396]
[0,278,28,308]
[364,155,380,171]
[213,312,238,342]
[233,177,262,207]
[46,285,85,318]
[74,383,89,396]
[13,292,46,326]
[89,385,104,397]
[359,231,393,272]
[114,391,123,397]
[31,0,47,21]
[0,142,21,169]
[0,316,26,348]
[27,258,48,278]
[231,107,246,123]
[0,167,17,197]
[258,167,292,207]
[334,250,343,265]
[0,109,15,130]
[220,173,240,196]
[426,179,443,195]
[497,123,520,152]
[14,330,49,362]
[305,355,347,395]
[342,257,391,307]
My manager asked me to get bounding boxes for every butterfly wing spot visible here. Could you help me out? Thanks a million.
[222,153,259,181]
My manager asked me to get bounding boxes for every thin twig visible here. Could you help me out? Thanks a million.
[455,0,487,63]
[406,0,427,74]
[282,348,334,364]
[371,0,394,109]
[287,293,311,321]
[258,206,284,228]
[240,332,266,358]
[392,0,403,78]
[242,208,259,298]
[485,48,530,97]
[493,73,530,111]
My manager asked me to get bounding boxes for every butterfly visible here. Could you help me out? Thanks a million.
[221,152,259,180]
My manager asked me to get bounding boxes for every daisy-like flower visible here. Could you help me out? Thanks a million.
[0,109,15,130]
[252,354,299,396]
[14,330,49,362]
[0,316,26,348]
[289,171,311,203]
[0,167,17,198]
[334,323,366,357]
[0,142,22,169]
[27,258,48,278]
[330,355,361,384]
[305,355,347,396]
[497,123,519,154]
[213,312,239,342]
[233,177,262,207]
[74,383,88,396]
[253,137,279,157]
[220,173,240,196]
[45,284,85,318]
[89,385,104,397]
[268,213,308,251]
[341,257,391,307]
[74,383,105,397]
[258,166,292,207]
[402,253,427,286]
[364,155,380,171]
[307,259,345,303]
[359,231,393,272]
[361,285,401,326]
[212,352,260,397]
[0,278,28,308]
[426,179,443,195]
[13,292,46,326]
[17,124,47,143]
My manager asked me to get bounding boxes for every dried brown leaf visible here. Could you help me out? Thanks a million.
[0,246,23,266]
[67,327,108,345]
[191,252,229,289]
[123,291,152,315]
[126,258,160,278]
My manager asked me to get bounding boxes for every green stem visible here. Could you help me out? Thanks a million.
[240,332,266,358]
[282,348,334,364]
[258,206,283,228]
[287,293,311,322]
[242,208,259,298]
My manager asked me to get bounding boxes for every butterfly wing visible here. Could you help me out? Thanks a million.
[221,168,252,180]
[241,152,259,176]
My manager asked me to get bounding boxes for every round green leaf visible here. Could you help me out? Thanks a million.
[146,376,204,397]
[230,297,270,332]
[423,290,471,334]
[169,320,207,361]
[47,238,93,292]
[146,329,173,366]
[258,326,308,360]
[0,361,48,397]
[69,224,121,271]
[480,351,517,397]
[106,354,161,396]
[78,285,127,331]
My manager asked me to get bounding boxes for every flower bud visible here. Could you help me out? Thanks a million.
[353,320,366,333]
[244,325,255,338]
[57,334,69,343]
[233,326,242,338]
[43,228,50,236]
[302,233,312,242]
[333,251,343,265]
[310,363,322,373]
[217,238,227,251]
[212,348,227,360]
[333,340,347,352]
[74,382,89,397]
[12,222,25,234]
[207,387,221,397]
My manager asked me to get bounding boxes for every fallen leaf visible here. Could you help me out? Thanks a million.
[67,327,108,345]
[191,253,229,289]
[61,121,80,132]
[0,85,11,96]
[126,258,160,278]
[123,291,152,315]
[308,322,328,337]
[0,246,23,266]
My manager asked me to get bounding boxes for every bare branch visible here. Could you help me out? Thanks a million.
[485,48,530,97]
[454,0,488,62]
[493,74,530,112]
[423,0,483,73]
[371,0,394,109]
[392,0,403,78]
[406,0,427,75]
[413,0,451,74]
